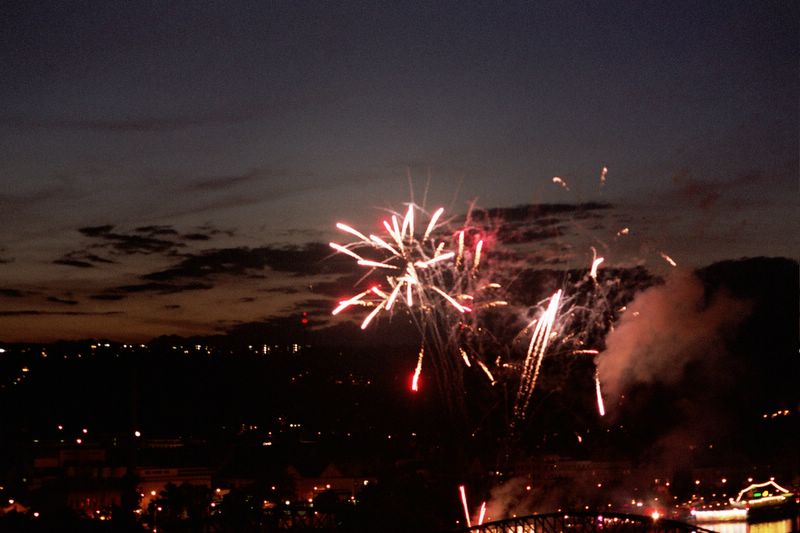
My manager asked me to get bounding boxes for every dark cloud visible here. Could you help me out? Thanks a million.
[114,282,214,295]
[196,224,236,237]
[84,253,115,264]
[471,203,611,223]
[78,225,115,237]
[46,296,79,305]
[239,297,256,303]
[0,288,27,298]
[464,203,612,245]
[68,224,225,264]
[89,294,126,301]
[76,224,182,255]
[668,169,776,211]
[279,228,325,240]
[94,231,184,255]
[53,250,117,268]
[134,225,179,236]
[0,310,123,317]
[572,211,604,220]
[496,224,565,245]
[258,286,301,295]
[142,243,350,282]
[294,298,336,313]
[181,233,211,241]
[163,304,182,310]
[53,258,94,268]
[309,274,368,298]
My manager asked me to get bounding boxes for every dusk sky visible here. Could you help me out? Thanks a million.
[1,1,797,342]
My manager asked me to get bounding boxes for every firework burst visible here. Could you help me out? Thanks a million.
[330,203,506,408]
[330,204,484,323]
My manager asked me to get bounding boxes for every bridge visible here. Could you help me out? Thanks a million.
[461,511,715,532]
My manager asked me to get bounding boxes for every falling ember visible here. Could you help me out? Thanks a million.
[617,227,630,236]
[431,286,471,313]
[423,207,444,241]
[595,372,606,417]
[477,501,487,525]
[332,289,372,315]
[660,252,677,267]
[473,239,484,271]
[590,258,604,279]
[573,349,600,355]
[369,235,400,256]
[360,302,384,330]
[370,286,388,298]
[459,348,472,367]
[459,485,472,528]
[600,166,608,185]
[329,242,365,262]
[552,176,570,190]
[590,247,604,281]
[357,259,399,270]
[411,346,424,392]
[476,359,496,385]
[402,204,414,244]
[456,230,465,266]
[336,222,369,242]
[384,280,404,311]
[414,251,455,268]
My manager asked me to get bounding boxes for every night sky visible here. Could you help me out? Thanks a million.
[1,1,797,342]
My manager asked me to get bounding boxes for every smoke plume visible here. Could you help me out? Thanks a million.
[596,270,750,404]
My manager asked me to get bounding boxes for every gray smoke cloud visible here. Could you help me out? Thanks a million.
[596,270,750,404]
[484,477,535,522]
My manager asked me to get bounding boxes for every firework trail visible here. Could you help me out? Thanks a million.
[512,289,562,425]
[459,485,472,528]
[660,251,677,267]
[552,176,570,190]
[590,246,604,281]
[477,501,487,525]
[595,370,606,416]
[476,359,496,385]
[411,345,424,392]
